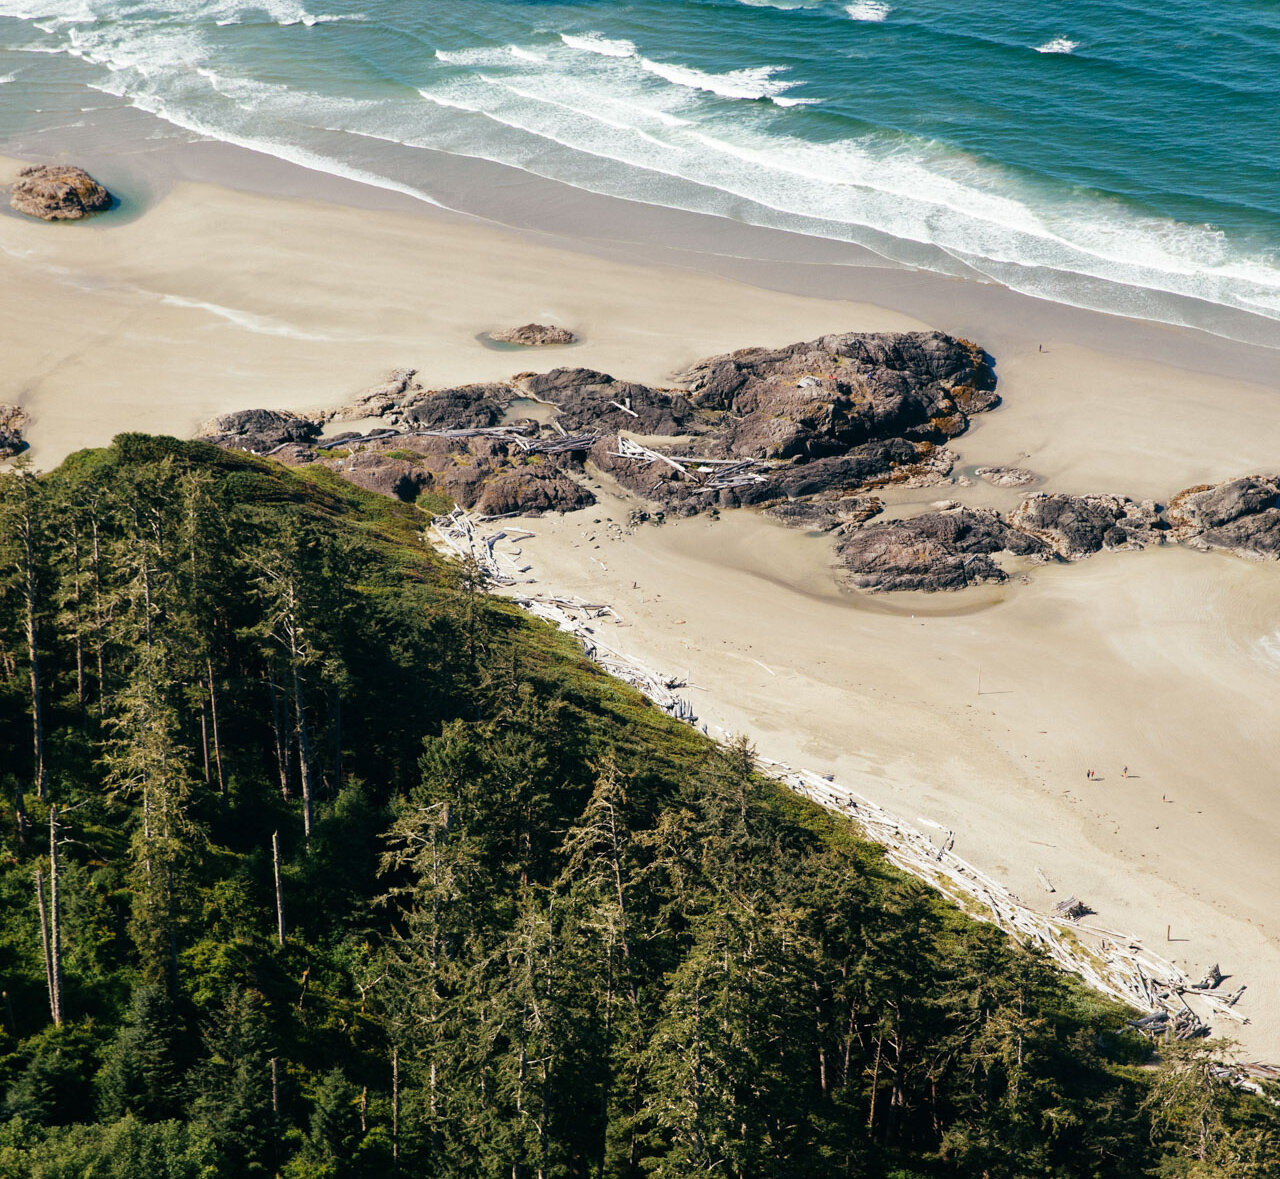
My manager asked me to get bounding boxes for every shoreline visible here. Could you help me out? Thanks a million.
[3,124,1280,1057]
[435,507,1255,1050]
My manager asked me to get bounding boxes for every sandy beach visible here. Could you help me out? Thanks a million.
[3,145,1279,1056]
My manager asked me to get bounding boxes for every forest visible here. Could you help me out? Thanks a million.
[0,434,1275,1178]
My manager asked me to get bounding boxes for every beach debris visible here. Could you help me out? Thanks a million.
[1193,963,1224,991]
[1052,895,1093,921]
[10,163,112,221]
[1035,866,1055,893]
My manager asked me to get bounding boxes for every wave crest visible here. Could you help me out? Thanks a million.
[845,2,891,21]
[1035,37,1080,54]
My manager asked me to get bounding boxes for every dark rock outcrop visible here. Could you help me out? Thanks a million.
[318,433,592,515]
[492,324,576,346]
[675,330,997,461]
[10,164,112,221]
[1168,476,1280,560]
[399,384,512,430]
[0,404,28,458]
[835,506,1045,592]
[199,409,320,453]
[205,331,1003,525]
[516,369,696,437]
[1010,493,1163,559]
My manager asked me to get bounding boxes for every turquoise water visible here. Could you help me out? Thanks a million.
[1,0,1278,339]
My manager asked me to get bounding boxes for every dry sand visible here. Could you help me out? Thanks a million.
[3,151,1279,1056]
[0,154,916,469]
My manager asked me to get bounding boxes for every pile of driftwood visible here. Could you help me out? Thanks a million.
[515,595,698,725]
[430,509,537,585]
[609,435,771,492]
[426,509,1253,1049]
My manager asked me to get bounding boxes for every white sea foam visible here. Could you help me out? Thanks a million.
[845,2,890,21]
[9,6,1279,342]
[0,72,15,82]
[559,32,636,59]
[1035,37,1080,54]
[734,0,824,9]
[638,58,803,103]
[159,293,331,339]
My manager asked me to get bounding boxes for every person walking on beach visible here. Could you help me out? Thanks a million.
[1122,765,1128,779]
[1086,769,1094,780]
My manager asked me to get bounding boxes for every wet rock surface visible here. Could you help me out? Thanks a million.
[10,164,112,221]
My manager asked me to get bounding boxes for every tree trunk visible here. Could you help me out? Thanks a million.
[272,830,286,946]
[35,866,59,1026]
[392,1046,400,1161]
[69,522,86,717]
[20,498,45,800]
[90,509,106,712]
[48,807,63,1026]
[291,659,315,842]
[266,667,291,800]
[200,707,211,786]
[207,657,226,808]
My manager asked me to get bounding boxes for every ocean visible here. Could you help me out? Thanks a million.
[1,0,1277,343]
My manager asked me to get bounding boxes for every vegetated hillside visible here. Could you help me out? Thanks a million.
[0,435,1274,1178]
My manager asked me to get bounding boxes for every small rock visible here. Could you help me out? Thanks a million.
[975,465,1037,488]
[10,164,112,221]
[491,323,577,346]
[0,404,29,458]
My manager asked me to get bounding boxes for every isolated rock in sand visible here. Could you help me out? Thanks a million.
[1168,476,1280,560]
[1010,492,1164,559]
[0,404,29,458]
[10,164,112,221]
[492,323,576,346]
[835,506,1046,592]
[975,465,1036,488]
[199,409,321,453]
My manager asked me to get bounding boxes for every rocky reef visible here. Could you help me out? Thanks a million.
[200,330,998,520]
[10,164,112,221]
[196,329,1280,591]
[830,482,1280,592]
